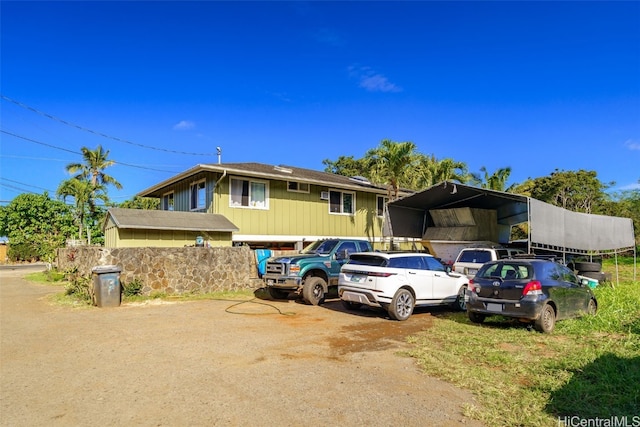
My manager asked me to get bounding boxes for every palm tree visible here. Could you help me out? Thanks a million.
[56,178,107,242]
[471,166,513,192]
[366,139,418,199]
[414,155,469,189]
[66,145,122,190]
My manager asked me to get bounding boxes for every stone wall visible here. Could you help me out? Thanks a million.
[57,246,261,295]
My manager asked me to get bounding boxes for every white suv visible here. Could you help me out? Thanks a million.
[338,252,469,321]
[453,247,525,278]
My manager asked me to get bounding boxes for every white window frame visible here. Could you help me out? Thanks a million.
[190,179,206,211]
[287,181,310,193]
[377,195,388,217]
[229,177,269,210]
[162,191,175,211]
[328,189,355,215]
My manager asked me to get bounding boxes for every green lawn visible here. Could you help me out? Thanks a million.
[404,257,639,426]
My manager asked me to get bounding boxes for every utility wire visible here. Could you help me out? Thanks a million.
[1,94,217,156]
[0,177,53,193]
[1,130,180,173]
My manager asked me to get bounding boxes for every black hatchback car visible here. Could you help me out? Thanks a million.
[466,258,597,333]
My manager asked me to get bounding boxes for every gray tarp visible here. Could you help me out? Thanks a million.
[529,198,635,252]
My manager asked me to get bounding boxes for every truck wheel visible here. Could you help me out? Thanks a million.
[268,288,290,300]
[302,277,326,306]
[388,288,414,321]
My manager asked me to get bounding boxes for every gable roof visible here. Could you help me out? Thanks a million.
[104,208,239,232]
[137,162,393,197]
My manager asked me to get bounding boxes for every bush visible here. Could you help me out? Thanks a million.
[122,278,143,297]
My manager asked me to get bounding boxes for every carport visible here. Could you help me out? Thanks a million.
[386,182,636,279]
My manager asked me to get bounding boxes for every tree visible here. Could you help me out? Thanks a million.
[515,169,612,214]
[119,196,160,210]
[0,193,75,262]
[322,156,371,178]
[56,178,107,242]
[365,139,418,199]
[66,145,122,190]
[471,166,513,192]
[413,154,470,189]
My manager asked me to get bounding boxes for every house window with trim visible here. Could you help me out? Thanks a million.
[287,181,310,193]
[230,177,268,209]
[377,195,388,217]
[329,190,354,214]
[190,180,206,210]
[162,192,175,211]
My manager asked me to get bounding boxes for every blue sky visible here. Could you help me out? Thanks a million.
[1,1,639,204]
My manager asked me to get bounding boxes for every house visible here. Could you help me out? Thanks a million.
[103,208,239,248]
[131,162,403,249]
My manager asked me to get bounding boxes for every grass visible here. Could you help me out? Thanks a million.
[404,257,640,426]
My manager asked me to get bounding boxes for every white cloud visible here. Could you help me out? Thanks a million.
[624,139,640,151]
[348,65,402,93]
[173,120,195,131]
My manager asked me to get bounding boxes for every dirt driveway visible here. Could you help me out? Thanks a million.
[0,266,482,426]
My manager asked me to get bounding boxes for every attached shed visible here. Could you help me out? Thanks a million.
[387,181,636,264]
[104,208,239,248]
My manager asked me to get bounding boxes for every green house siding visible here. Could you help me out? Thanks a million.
[213,176,384,239]
[151,170,388,243]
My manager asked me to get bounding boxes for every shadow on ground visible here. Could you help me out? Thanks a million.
[545,353,640,419]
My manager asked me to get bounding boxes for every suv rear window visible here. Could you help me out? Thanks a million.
[458,250,492,263]
[347,255,387,267]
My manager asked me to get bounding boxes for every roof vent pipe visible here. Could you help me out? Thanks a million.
[216,146,222,164]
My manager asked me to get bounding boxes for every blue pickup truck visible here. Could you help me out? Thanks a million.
[263,239,373,305]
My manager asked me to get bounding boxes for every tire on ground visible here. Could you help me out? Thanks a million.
[573,261,601,272]
[302,276,326,306]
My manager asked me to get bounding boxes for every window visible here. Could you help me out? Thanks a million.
[190,180,206,210]
[424,257,446,272]
[377,195,388,217]
[329,190,354,214]
[162,192,174,211]
[230,177,268,209]
[287,181,310,193]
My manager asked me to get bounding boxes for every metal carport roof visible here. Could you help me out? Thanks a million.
[387,181,635,256]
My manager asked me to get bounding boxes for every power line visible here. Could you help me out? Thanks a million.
[1,94,217,156]
[1,130,180,173]
[0,177,53,193]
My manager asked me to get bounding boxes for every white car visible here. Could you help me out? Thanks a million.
[338,252,469,321]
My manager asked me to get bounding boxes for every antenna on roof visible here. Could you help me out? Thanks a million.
[216,147,221,164]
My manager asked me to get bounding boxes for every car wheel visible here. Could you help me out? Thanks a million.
[587,298,597,316]
[452,285,467,311]
[268,287,290,300]
[534,303,556,333]
[388,288,414,321]
[341,300,362,310]
[573,261,601,272]
[302,276,326,306]
[468,311,485,324]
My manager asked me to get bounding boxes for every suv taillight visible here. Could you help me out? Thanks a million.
[522,280,542,296]
[367,272,395,277]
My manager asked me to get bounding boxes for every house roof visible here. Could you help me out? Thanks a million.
[137,162,394,197]
[104,208,239,232]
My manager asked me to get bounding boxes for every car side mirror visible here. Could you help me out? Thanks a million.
[445,265,452,273]
[335,250,349,261]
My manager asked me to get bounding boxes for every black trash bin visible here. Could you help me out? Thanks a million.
[91,265,122,307]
